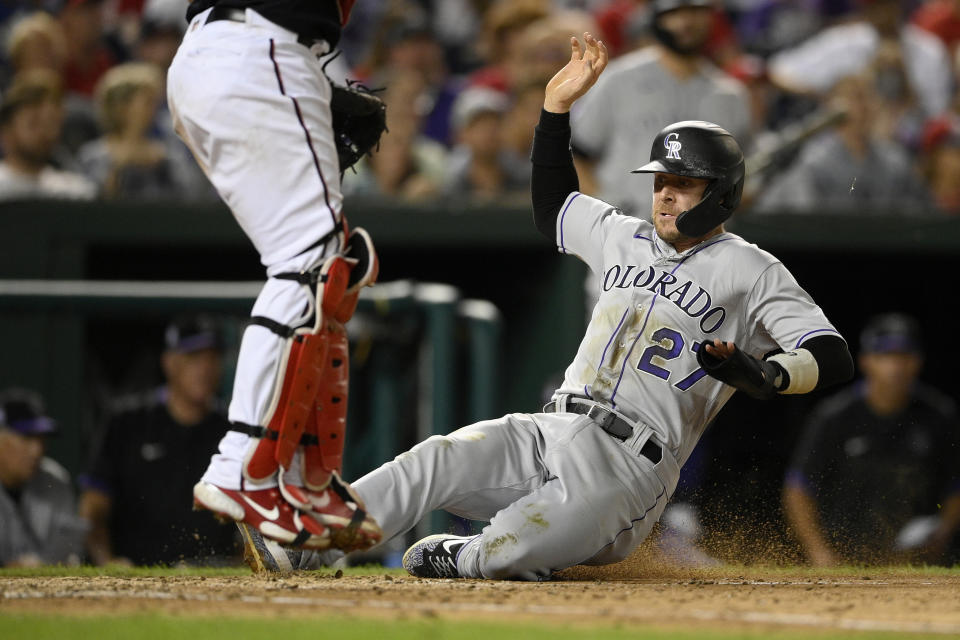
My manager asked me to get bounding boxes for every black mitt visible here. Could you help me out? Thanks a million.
[330,81,387,173]
[696,342,786,400]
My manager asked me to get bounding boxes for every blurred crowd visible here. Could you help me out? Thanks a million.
[3,0,960,213]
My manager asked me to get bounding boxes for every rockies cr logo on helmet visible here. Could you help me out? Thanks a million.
[664,132,682,160]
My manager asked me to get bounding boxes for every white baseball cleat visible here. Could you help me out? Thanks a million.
[402,534,476,578]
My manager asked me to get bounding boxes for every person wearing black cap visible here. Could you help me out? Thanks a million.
[784,312,960,566]
[569,0,751,219]
[78,315,240,566]
[0,388,88,567]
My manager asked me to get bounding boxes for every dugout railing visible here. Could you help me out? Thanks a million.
[0,277,500,544]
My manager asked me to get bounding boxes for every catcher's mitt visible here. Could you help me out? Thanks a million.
[330,81,387,173]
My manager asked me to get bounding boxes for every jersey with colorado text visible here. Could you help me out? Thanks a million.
[553,192,842,466]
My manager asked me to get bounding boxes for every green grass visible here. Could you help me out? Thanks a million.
[0,613,942,640]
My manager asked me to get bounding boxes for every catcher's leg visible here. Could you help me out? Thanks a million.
[193,237,347,549]
[203,228,381,552]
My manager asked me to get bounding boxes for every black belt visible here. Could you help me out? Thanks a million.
[204,6,319,48]
[543,399,662,464]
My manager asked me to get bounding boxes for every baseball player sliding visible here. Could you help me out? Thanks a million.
[347,32,856,580]
[166,0,384,557]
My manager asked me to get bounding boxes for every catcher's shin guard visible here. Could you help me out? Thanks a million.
[301,228,378,489]
[241,228,378,487]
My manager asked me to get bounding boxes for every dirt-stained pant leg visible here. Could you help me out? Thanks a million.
[354,413,676,580]
[463,416,672,580]
[353,414,551,543]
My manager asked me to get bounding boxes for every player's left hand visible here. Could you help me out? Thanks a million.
[697,340,784,399]
[702,339,736,360]
[544,32,608,114]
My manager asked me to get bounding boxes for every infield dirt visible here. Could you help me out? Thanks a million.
[2,559,959,636]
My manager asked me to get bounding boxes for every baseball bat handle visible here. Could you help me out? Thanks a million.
[744,107,849,179]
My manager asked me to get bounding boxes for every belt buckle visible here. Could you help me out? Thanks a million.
[586,404,615,429]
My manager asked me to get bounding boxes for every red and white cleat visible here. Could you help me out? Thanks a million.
[280,473,382,553]
[193,481,331,550]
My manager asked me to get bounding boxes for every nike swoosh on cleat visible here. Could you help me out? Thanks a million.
[442,538,465,555]
[241,494,280,521]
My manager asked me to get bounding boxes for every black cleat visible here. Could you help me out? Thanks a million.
[402,534,474,578]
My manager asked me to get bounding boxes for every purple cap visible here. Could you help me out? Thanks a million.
[859,313,923,355]
[164,314,224,353]
[0,388,57,436]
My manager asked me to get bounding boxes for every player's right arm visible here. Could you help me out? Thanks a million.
[531,33,608,240]
[78,489,117,566]
[77,417,132,567]
[782,410,841,567]
[782,484,839,567]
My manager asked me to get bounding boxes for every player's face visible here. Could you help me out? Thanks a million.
[859,351,922,398]
[651,172,711,245]
[0,429,45,487]
[657,6,713,54]
[163,348,223,408]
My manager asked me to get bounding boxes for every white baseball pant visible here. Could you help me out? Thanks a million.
[167,8,342,489]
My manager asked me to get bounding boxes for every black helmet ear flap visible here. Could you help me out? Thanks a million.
[676,181,733,237]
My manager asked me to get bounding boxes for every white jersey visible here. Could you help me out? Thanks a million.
[552,192,842,466]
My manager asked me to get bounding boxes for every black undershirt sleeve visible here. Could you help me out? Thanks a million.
[531,109,579,241]
[797,334,854,390]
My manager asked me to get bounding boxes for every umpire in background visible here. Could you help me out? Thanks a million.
[79,315,240,566]
[783,313,960,566]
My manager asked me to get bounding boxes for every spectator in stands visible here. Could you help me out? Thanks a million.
[443,85,528,202]
[867,38,928,150]
[752,73,932,214]
[56,0,121,155]
[77,62,195,199]
[783,313,960,566]
[499,79,546,187]
[3,11,67,86]
[569,0,752,216]
[468,0,551,93]
[58,0,117,99]
[0,69,97,200]
[132,0,219,202]
[3,10,101,161]
[919,114,960,215]
[134,0,188,72]
[767,0,953,119]
[510,10,598,95]
[358,4,460,147]
[0,388,88,567]
[912,0,960,57]
[342,68,447,201]
[79,315,240,567]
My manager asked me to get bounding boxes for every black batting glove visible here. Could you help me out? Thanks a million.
[697,343,788,400]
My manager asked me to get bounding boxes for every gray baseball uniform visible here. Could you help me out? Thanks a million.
[354,190,841,580]
[571,47,751,217]
[0,458,88,566]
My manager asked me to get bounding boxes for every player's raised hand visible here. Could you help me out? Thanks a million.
[544,32,608,114]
